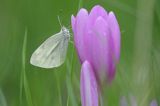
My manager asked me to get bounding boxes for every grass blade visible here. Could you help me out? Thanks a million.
[78,0,83,10]
[66,59,77,106]
[0,89,7,106]
[54,71,62,106]
[132,0,155,105]
[21,28,33,106]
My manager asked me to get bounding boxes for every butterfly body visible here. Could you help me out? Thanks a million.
[61,26,70,39]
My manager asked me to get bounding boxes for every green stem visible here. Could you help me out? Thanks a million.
[67,95,69,106]
[78,0,83,10]
[70,44,75,81]
[19,63,23,106]
[65,0,83,105]
[0,89,7,106]
[132,0,155,105]
[66,59,77,106]
[21,28,33,106]
[54,71,62,106]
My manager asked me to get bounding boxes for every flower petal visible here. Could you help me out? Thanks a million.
[89,5,108,26]
[71,15,76,34]
[94,16,116,83]
[150,100,158,106]
[108,12,121,62]
[120,96,128,106]
[74,8,88,63]
[84,16,113,83]
[81,61,98,106]
[130,96,137,106]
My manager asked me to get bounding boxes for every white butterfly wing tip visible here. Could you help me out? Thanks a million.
[29,54,44,68]
[30,55,40,67]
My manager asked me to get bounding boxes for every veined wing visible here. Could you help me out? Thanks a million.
[58,37,69,66]
[30,31,67,68]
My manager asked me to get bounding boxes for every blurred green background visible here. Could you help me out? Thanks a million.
[0,0,160,106]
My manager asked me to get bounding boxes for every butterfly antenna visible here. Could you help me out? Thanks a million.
[57,15,63,28]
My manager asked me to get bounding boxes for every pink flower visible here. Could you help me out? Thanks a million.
[71,5,120,84]
[80,61,98,106]
[150,100,158,106]
[120,96,158,106]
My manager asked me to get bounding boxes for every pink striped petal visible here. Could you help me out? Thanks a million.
[71,15,76,34]
[120,96,128,106]
[108,12,121,62]
[81,61,98,106]
[74,8,88,63]
[89,5,108,26]
[150,100,158,106]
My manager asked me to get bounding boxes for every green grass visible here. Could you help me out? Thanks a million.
[20,28,33,106]
[0,0,160,106]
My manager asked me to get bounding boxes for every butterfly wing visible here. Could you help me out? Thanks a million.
[58,36,69,66]
[30,31,69,68]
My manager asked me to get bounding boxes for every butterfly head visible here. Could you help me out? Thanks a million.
[62,26,70,38]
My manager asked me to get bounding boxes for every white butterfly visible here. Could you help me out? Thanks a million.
[30,26,70,68]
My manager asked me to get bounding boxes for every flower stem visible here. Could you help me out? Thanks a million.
[20,28,33,106]
[132,0,155,105]
[78,0,83,10]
